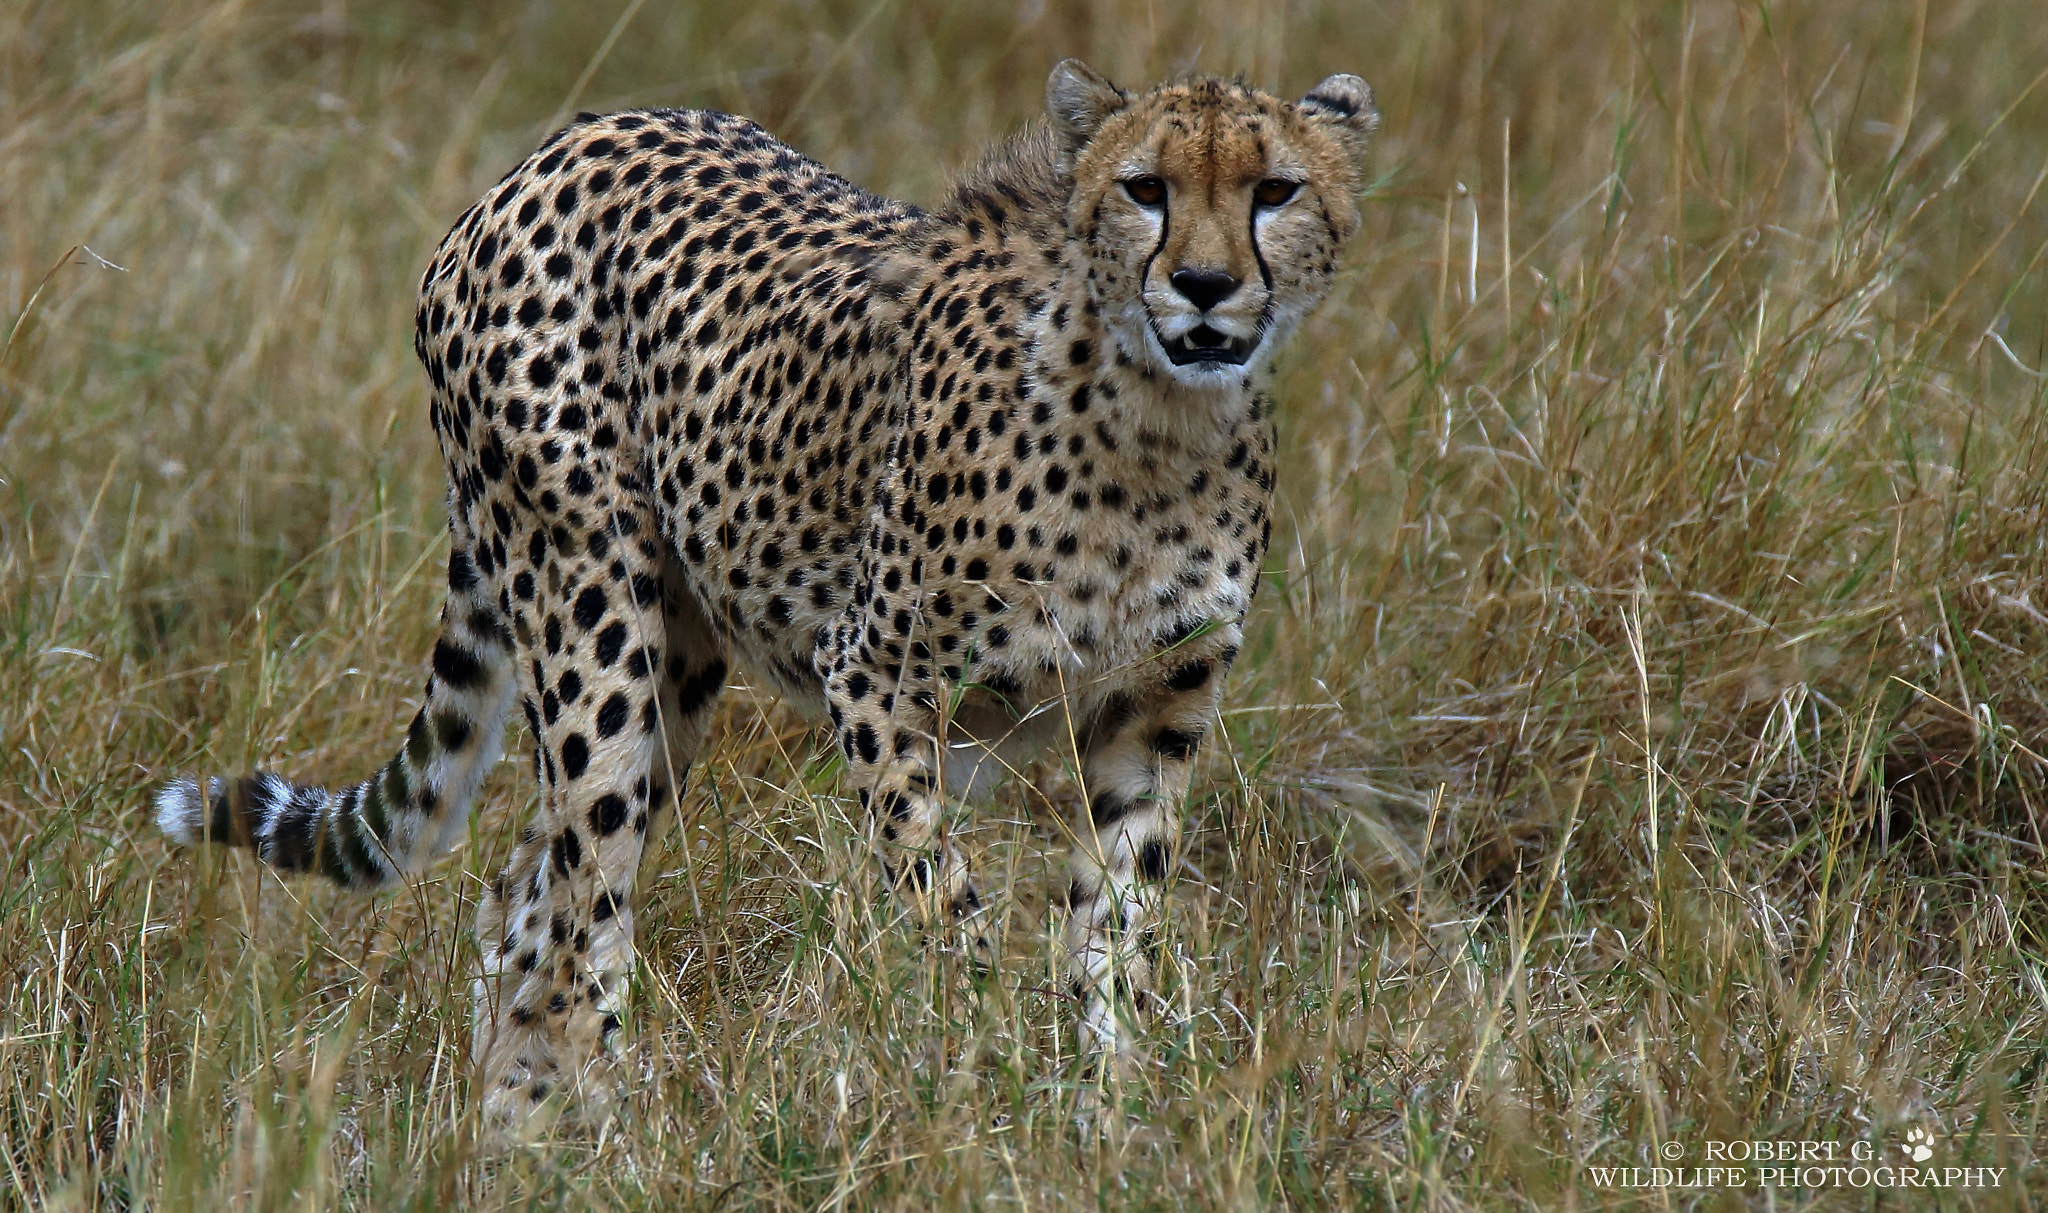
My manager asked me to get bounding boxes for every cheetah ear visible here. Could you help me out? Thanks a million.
[1046,59,1127,156]
[1297,74,1380,162]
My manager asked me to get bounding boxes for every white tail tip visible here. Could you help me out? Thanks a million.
[155,776,212,846]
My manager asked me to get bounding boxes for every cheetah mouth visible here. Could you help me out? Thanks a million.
[1156,323,1257,367]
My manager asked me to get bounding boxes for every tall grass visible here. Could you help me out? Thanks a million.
[4,0,2046,1207]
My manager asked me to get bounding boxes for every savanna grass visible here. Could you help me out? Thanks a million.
[3,1,2046,1207]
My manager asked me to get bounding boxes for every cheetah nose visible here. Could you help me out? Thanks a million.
[1169,267,1240,312]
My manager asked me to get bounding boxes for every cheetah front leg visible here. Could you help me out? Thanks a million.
[823,639,988,956]
[1064,633,1236,1068]
[474,552,726,1131]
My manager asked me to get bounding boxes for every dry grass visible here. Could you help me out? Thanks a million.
[5,0,2048,1207]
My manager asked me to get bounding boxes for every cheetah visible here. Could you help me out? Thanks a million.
[157,60,1379,1125]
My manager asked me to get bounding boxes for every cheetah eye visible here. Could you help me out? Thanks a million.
[1253,178,1301,208]
[1121,175,1167,207]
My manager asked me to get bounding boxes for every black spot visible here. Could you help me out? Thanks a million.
[435,710,474,750]
[595,621,628,667]
[573,585,608,630]
[674,659,726,714]
[1151,728,1200,760]
[448,548,478,592]
[590,793,629,836]
[596,692,630,738]
[593,891,623,921]
[1138,839,1171,881]
[551,829,582,874]
[1090,791,1129,826]
[432,640,487,689]
[1166,660,1212,692]
[560,734,590,779]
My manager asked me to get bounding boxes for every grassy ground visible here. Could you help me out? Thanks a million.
[5,0,2048,1207]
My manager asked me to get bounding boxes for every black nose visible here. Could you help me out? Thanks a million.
[1169,267,1240,312]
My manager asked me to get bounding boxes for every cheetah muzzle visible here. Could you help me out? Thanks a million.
[1155,321,1260,367]
[155,58,1379,1134]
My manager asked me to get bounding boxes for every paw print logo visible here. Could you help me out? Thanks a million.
[1901,1126,1935,1163]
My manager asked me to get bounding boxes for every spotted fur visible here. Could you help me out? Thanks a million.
[156,60,1378,1128]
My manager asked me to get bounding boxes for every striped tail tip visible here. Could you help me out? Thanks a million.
[154,771,399,888]
[154,772,293,852]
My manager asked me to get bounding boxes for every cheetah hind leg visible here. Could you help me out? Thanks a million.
[472,560,726,1138]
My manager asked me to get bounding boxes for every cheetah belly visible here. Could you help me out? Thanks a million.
[668,556,842,722]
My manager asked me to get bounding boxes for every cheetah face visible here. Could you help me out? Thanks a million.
[1049,61,1379,389]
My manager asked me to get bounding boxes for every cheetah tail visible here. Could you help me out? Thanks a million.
[154,556,518,889]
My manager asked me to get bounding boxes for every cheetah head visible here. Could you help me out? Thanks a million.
[1048,60,1379,389]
